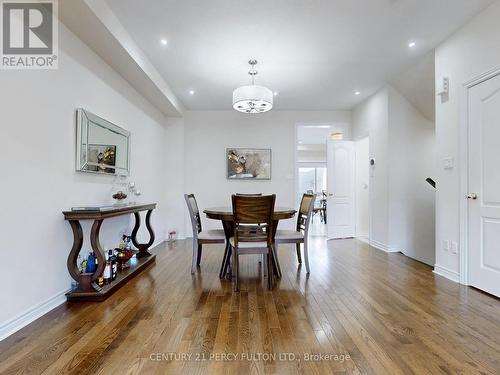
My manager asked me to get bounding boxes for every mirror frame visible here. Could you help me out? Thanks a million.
[76,108,131,176]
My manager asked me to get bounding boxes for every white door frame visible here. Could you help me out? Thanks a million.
[459,65,500,285]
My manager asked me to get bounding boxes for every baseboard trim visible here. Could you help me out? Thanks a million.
[369,239,400,253]
[433,264,459,283]
[0,288,69,342]
[356,235,370,245]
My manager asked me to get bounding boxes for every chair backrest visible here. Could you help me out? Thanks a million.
[297,193,316,236]
[235,193,263,196]
[184,194,202,238]
[231,194,276,246]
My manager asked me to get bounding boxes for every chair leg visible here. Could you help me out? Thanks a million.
[267,252,273,290]
[263,255,267,277]
[191,239,199,274]
[232,246,239,292]
[303,240,310,274]
[296,243,302,264]
[197,244,203,266]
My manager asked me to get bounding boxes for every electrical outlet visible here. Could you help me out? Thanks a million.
[451,241,459,255]
[443,240,450,252]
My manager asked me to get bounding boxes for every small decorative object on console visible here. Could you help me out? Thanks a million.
[112,191,128,201]
[115,247,134,270]
[168,230,177,241]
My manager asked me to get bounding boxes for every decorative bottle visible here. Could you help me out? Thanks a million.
[108,249,118,281]
[85,251,96,273]
[103,252,111,285]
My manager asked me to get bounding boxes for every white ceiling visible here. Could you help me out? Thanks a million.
[106,0,494,112]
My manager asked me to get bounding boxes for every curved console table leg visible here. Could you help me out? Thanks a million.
[66,220,91,290]
[132,209,156,259]
[90,219,106,286]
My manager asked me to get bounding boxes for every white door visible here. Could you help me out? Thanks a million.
[327,140,355,239]
[468,74,500,297]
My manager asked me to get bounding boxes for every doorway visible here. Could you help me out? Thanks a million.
[295,123,336,239]
[297,165,327,236]
[295,124,345,237]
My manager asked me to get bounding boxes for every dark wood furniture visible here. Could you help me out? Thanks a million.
[63,203,157,301]
[312,196,327,224]
[275,193,316,273]
[184,194,226,274]
[204,206,296,279]
[230,194,276,291]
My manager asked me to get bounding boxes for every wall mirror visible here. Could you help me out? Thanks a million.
[76,109,131,175]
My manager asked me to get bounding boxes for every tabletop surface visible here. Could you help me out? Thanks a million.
[204,206,296,215]
[63,203,157,220]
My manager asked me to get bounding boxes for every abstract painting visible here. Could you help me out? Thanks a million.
[226,148,271,180]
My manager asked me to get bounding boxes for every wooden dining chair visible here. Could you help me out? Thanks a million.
[275,193,316,274]
[184,194,226,274]
[230,194,276,291]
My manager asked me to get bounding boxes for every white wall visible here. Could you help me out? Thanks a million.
[183,110,350,232]
[352,88,390,248]
[352,86,436,264]
[164,117,186,239]
[388,87,436,265]
[355,137,370,241]
[0,23,174,339]
[435,0,500,280]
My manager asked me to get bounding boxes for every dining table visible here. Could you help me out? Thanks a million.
[204,206,297,279]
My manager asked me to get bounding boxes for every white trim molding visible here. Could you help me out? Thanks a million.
[463,65,500,88]
[369,239,400,253]
[356,234,370,245]
[459,65,500,285]
[0,288,69,342]
[433,264,460,283]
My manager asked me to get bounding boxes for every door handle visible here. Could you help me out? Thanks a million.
[467,193,478,200]
[328,193,333,197]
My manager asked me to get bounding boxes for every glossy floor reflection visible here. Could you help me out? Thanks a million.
[1,239,500,374]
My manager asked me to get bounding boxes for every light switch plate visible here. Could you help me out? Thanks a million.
[443,240,450,252]
[451,241,459,254]
[443,157,454,170]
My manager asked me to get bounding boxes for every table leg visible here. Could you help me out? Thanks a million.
[66,220,94,291]
[132,209,155,259]
[90,219,106,289]
[220,220,234,279]
[272,220,282,278]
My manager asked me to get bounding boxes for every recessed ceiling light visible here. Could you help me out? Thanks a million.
[189,90,195,95]
[160,39,168,46]
[274,91,279,96]
[408,41,416,48]
[355,91,361,96]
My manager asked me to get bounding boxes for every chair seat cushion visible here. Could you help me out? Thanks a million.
[275,229,304,242]
[229,237,268,249]
[198,229,226,242]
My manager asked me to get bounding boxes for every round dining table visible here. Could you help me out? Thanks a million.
[204,206,297,279]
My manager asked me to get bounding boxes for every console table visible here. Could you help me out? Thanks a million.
[63,203,157,302]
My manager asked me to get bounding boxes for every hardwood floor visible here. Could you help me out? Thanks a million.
[2,238,500,374]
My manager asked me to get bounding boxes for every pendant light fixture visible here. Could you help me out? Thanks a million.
[233,59,273,114]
